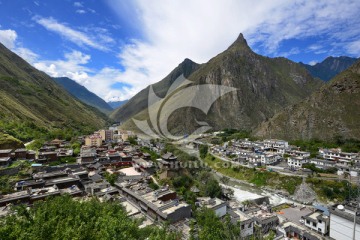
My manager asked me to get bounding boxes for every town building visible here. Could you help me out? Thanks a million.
[85,134,102,147]
[288,157,309,169]
[115,182,191,223]
[277,221,322,240]
[303,210,330,235]
[99,130,114,142]
[0,149,12,158]
[197,197,227,217]
[329,203,360,240]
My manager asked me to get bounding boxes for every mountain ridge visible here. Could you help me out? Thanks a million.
[300,56,358,81]
[0,42,108,141]
[118,33,324,135]
[254,59,360,140]
[53,77,113,114]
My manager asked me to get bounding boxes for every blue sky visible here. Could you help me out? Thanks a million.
[0,0,359,101]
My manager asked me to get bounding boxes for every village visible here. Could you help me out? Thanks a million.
[0,127,359,240]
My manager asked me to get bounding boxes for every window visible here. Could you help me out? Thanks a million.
[318,228,322,232]
[318,220,322,224]
[248,223,252,228]
[306,220,310,224]
[312,222,317,227]
[241,225,245,230]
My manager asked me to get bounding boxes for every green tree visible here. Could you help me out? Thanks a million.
[199,145,209,159]
[0,195,179,240]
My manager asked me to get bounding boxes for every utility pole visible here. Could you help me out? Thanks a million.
[353,170,360,240]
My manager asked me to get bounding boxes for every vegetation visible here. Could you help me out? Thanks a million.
[217,129,254,142]
[128,136,138,145]
[140,146,160,161]
[0,195,179,240]
[287,138,360,158]
[48,156,77,166]
[302,163,337,174]
[104,172,118,186]
[26,139,45,151]
[192,208,241,240]
[199,144,208,159]
[203,154,302,194]
[306,177,358,202]
[0,132,24,149]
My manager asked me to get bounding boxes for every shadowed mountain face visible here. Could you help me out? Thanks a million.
[110,58,201,123]
[117,33,324,136]
[0,43,108,140]
[107,100,128,109]
[255,60,360,140]
[300,56,358,81]
[54,77,113,114]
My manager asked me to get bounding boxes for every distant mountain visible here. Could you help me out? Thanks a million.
[116,33,324,135]
[110,58,201,122]
[0,42,108,142]
[255,59,360,140]
[107,100,128,109]
[300,56,358,81]
[54,77,113,114]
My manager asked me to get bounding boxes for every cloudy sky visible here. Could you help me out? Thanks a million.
[0,0,359,101]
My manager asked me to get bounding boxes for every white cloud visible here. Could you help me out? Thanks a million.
[34,50,91,81]
[0,29,38,63]
[76,9,86,14]
[32,50,132,101]
[105,0,360,100]
[309,60,318,66]
[0,29,17,49]
[347,40,360,55]
[34,16,113,51]
[15,47,39,63]
[73,2,83,8]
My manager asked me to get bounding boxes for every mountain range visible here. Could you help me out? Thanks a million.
[255,59,360,140]
[113,34,325,136]
[300,56,358,81]
[0,42,108,142]
[53,77,113,114]
[110,58,201,123]
[107,100,128,109]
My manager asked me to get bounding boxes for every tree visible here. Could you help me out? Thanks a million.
[0,195,179,240]
[199,145,209,159]
[194,208,240,240]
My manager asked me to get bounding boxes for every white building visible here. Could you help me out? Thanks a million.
[260,153,280,165]
[319,148,357,163]
[288,157,309,169]
[197,197,227,218]
[303,210,330,235]
[330,204,360,240]
[264,139,289,150]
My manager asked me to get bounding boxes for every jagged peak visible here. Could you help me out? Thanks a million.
[227,33,252,52]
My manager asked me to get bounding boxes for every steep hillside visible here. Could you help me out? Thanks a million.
[255,60,360,140]
[107,100,128,109]
[110,58,200,123]
[300,56,358,81]
[0,43,108,141]
[121,34,323,136]
[54,77,113,114]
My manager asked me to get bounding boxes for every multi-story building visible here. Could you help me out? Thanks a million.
[99,130,114,142]
[288,157,309,169]
[85,134,102,147]
[319,148,357,164]
[303,210,330,235]
[260,153,280,165]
